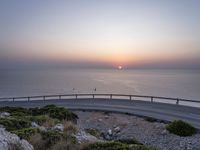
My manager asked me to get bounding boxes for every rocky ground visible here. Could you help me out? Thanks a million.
[0,107,200,150]
[74,110,200,150]
[0,127,33,150]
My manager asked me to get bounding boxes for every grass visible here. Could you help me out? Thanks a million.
[63,121,78,135]
[166,120,197,136]
[82,141,157,150]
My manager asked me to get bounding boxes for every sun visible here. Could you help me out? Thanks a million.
[118,66,122,70]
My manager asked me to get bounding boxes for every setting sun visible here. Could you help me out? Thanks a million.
[118,66,122,70]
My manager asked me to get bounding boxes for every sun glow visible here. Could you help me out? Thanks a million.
[118,66,122,70]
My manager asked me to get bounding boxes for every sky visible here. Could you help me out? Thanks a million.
[0,0,200,69]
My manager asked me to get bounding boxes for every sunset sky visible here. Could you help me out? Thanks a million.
[0,0,200,69]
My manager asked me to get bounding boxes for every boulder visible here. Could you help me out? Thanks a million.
[113,127,121,133]
[0,112,10,118]
[38,126,47,132]
[31,122,39,128]
[108,129,112,135]
[53,124,64,132]
[74,131,99,143]
[0,127,33,150]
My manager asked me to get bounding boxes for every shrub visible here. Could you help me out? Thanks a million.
[85,128,101,138]
[82,142,156,150]
[41,105,78,122]
[63,121,77,135]
[166,120,197,136]
[51,139,78,150]
[29,105,78,122]
[82,142,129,150]
[40,130,64,148]
[0,118,31,131]
[0,106,30,116]
[12,128,38,140]
[27,115,59,126]
[0,105,78,122]
[29,133,46,150]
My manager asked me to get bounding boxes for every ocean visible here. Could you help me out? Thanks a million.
[0,69,199,102]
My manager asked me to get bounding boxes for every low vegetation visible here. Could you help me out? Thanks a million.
[82,142,157,150]
[166,120,197,136]
[0,117,31,131]
[0,105,157,150]
[0,105,79,149]
[85,128,101,138]
[12,128,38,140]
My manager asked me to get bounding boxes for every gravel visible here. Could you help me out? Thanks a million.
[74,110,200,150]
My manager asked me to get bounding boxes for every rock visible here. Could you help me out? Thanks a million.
[53,124,64,132]
[21,139,34,150]
[113,127,120,133]
[108,129,112,135]
[0,127,33,150]
[31,122,39,128]
[161,129,168,135]
[104,115,109,119]
[0,112,10,118]
[98,119,102,122]
[38,126,46,132]
[187,142,193,150]
[74,131,100,143]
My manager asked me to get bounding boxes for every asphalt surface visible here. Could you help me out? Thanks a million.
[0,98,200,129]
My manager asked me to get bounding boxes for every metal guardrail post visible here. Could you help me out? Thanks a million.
[43,96,45,101]
[28,97,30,101]
[176,98,179,105]
[151,97,153,102]
[129,95,131,100]
[13,98,14,102]
[110,94,112,99]
[93,94,94,99]
[76,94,77,99]
[59,95,61,100]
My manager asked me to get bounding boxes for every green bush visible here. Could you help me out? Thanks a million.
[85,128,101,138]
[40,130,64,148]
[166,120,197,136]
[82,142,156,150]
[12,128,38,140]
[0,118,31,131]
[82,142,129,150]
[0,105,78,123]
[0,106,30,116]
[26,115,59,126]
[28,105,78,122]
[40,105,78,122]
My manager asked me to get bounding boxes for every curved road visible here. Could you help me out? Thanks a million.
[0,99,200,129]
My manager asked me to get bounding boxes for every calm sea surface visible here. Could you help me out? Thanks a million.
[0,69,200,101]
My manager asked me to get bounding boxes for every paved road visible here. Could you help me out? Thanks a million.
[0,98,200,129]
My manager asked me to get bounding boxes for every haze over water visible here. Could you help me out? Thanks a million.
[0,69,199,101]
